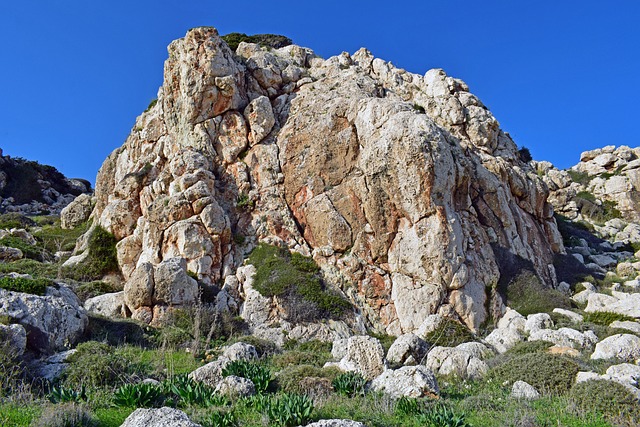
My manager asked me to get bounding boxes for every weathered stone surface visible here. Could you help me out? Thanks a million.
[528,328,598,350]
[84,291,125,318]
[0,285,87,353]
[610,320,640,334]
[497,308,526,332]
[0,246,23,261]
[425,345,489,379]
[370,365,439,398]
[552,308,584,323]
[120,407,201,427]
[0,323,27,356]
[221,342,258,362]
[188,358,229,388]
[591,334,640,361]
[524,313,553,333]
[214,375,255,398]
[80,26,564,334]
[511,380,540,400]
[484,327,523,353]
[386,333,429,366]
[29,349,76,382]
[304,421,366,427]
[331,335,386,380]
[585,292,640,319]
[61,193,94,229]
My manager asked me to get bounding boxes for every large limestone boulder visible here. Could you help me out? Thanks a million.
[214,375,255,399]
[370,365,439,398]
[80,26,564,334]
[0,285,88,353]
[484,327,523,354]
[84,291,126,318]
[330,335,386,380]
[386,333,429,366]
[591,334,640,361]
[60,193,94,229]
[120,407,201,427]
[188,358,230,388]
[528,328,598,350]
[425,345,489,379]
[585,292,640,319]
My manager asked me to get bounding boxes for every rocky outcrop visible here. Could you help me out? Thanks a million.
[370,365,439,398]
[0,284,88,353]
[120,407,201,427]
[329,335,386,380]
[60,193,94,229]
[0,152,91,215]
[81,26,564,332]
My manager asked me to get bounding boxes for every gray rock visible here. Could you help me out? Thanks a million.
[214,375,255,398]
[60,193,94,229]
[528,327,598,350]
[425,346,488,379]
[0,323,27,356]
[0,285,88,353]
[524,313,553,333]
[0,246,23,261]
[120,407,201,427]
[484,327,523,353]
[188,358,230,388]
[386,333,429,366]
[591,334,640,361]
[609,320,640,334]
[303,421,367,427]
[511,380,540,400]
[552,308,584,323]
[84,291,125,318]
[331,335,386,380]
[221,342,258,362]
[589,254,617,268]
[496,308,526,332]
[370,365,439,398]
[585,292,640,318]
[30,349,77,382]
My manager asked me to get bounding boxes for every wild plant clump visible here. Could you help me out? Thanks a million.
[63,225,119,281]
[569,379,640,427]
[0,276,53,295]
[423,318,476,347]
[31,403,97,427]
[248,243,351,322]
[490,353,579,395]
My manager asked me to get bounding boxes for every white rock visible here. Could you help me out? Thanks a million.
[425,346,488,379]
[386,333,429,366]
[497,308,526,332]
[222,342,258,362]
[585,292,640,318]
[188,358,230,388]
[552,308,584,323]
[84,291,125,318]
[591,334,640,361]
[120,407,201,427]
[214,375,255,398]
[528,327,597,350]
[0,323,27,356]
[510,380,540,400]
[416,314,445,338]
[331,335,386,380]
[370,365,439,398]
[484,327,522,353]
[524,313,553,333]
[610,320,640,334]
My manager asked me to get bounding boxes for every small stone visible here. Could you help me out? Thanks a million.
[511,380,540,400]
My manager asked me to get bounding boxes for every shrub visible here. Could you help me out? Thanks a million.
[221,33,292,51]
[83,314,152,347]
[0,259,59,279]
[416,404,471,427]
[222,360,272,394]
[332,372,367,397]
[583,311,635,326]
[0,213,34,230]
[145,99,158,112]
[271,350,331,369]
[504,340,554,356]
[503,270,571,315]
[490,353,579,395]
[35,220,89,253]
[567,169,593,186]
[0,236,44,260]
[31,403,97,427]
[267,393,314,427]
[113,382,164,408]
[248,243,351,322]
[570,379,640,426]
[0,276,52,295]
[0,328,25,397]
[48,385,87,403]
[63,226,119,281]
[236,193,254,210]
[203,410,237,427]
[424,318,476,347]
[74,281,119,302]
[518,147,533,163]
[63,341,128,389]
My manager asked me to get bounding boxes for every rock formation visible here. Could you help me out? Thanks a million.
[81,27,565,333]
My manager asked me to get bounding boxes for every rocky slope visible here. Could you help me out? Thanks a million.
[79,27,565,334]
[0,149,91,215]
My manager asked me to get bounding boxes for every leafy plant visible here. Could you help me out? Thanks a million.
[63,341,128,389]
[48,385,87,403]
[222,360,272,394]
[203,410,237,427]
[332,372,367,397]
[113,383,163,408]
[395,396,423,416]
[417,404,471,427]
[166,375,226,407]
[236,193,254,211]
[0,276,52,295]
[569,379,640,426]
[267,393,314,427]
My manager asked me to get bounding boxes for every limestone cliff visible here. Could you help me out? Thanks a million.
[82,27,564,334]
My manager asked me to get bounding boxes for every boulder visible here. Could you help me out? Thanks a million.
[386,333,429,366]
[484,327,523,353]
[591,334,640,361]
[214,375,255,398]
[496,308,526,332]
[510,380,540,400]
[0,285,88,353]
[528,328,598,350]
[610,320,640,334]
[370,365,439,398]
[60,193,93,229]
[0,323,27,356]
[425,345,488,379]
[552,308,583,323]
[586,292,640,318]
[84,291,126,318]
[304,421,366,427]
[29,349,76,382]
[120,407,201,427]
[0,246,23,261]
[331,335,386,380]
[188,358,230,388]
[221,342,258,362]
[524,313,553,333]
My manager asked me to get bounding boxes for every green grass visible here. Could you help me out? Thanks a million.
[0,236,43,260]
[34,220,89,253]
[248,243,351,322]
[504,271,572,316]
[0,258,60,279]
[423,318,476,347]
[62,225,119,281]
[0,403,41,427]
[93,407,134,427]
[0,276,53,295]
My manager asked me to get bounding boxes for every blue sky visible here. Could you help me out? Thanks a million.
[1,1,638,184]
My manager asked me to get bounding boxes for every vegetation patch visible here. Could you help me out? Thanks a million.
[567,169,593,186]
[503,270,572,316]
[583,311,635,326]
[0,236,43,260]
[63,225,119,281]
[31,403,97,427]
[0,213,35,230]
[490,353,579,395]
[221,33,293,51]
[570,379,640,427]
[0,276,52,295]
[248,243,352,322]
[74,281,120,302]
[424,318,476,347]
[0,259,59,279]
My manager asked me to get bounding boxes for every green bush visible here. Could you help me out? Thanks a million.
[222,360,272,394]
[332,372,367,397]
[0,276,52,295]
[424,318,476,347]
[271,349,331,369]
[504,340,554,356]
[83,315,153,347]
[570,379,640,427]
[63,341,128,389]
[583,311,635,326]
[63,226,119,281]
[518,147,533,163]
[267,393,314,427]
[248,243,351,322]
[74,281,119,302]
[490,353,579,395]
[503,270,571,315]
[221,33,292,51]
[0,236,44,260]
[0,213,35,230]
[48,385,87,403]
[31,403,97,427]
[416,404,471,427]
[567,169,593,186]
[0,259,59,279]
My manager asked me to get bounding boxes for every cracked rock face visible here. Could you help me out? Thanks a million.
[86,27,563,331]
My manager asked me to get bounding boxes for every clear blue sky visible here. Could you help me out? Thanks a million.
[1,1,638,184]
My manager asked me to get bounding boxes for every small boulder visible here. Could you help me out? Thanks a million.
[331,335,386,380]
[214,375,255,399]
[425,346,488,380]
[528,328,598,350]
[386,333,429,366]
[0,246,23,261]
[188,358,230,388]
[222,342,258,362]
[0,323,27,356]
[84,291,126,318]
[609,320,640,334]
[304,421,367,427]
[60,193,93,229]
[552,308,584,323]
[484,328,522,353]
[496,308,526,332]
[120,407,201,427]
[591,334,640,361]
[370,365,439,398]
[510,380,540,400]
[524,313,553,334]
